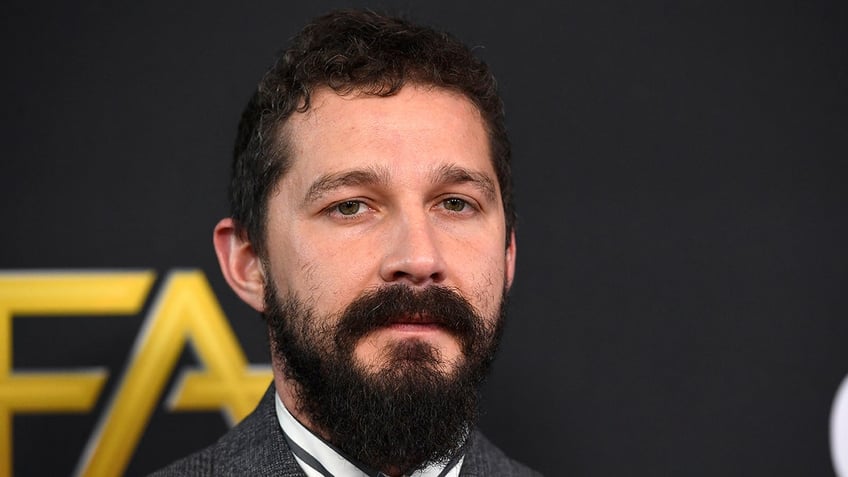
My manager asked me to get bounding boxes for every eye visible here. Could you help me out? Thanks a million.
[442,198,468,212]
[335,200,363,216]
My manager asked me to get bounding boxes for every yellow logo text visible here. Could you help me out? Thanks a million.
[0,270,272,477]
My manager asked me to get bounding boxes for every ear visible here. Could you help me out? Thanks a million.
[505,230,517,290]
[213,218,266,312]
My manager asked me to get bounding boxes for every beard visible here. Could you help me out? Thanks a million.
[263,283,506,475]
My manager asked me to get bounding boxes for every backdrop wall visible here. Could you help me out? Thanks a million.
[2,1,846,476]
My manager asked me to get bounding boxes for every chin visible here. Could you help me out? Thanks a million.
[356,335,464,376]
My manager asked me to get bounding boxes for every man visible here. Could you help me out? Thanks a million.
[152,9,539,477]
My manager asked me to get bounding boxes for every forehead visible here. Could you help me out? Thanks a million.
[280,85,493,181]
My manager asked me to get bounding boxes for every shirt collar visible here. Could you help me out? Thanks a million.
[274,392,464,477]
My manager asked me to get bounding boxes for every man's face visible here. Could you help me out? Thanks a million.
[261,85,516,376]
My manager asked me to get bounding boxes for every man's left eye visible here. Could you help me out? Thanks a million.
[443,198,467,212]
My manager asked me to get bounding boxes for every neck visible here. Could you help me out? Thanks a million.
[273,364,329,439]
[273,367,416,477]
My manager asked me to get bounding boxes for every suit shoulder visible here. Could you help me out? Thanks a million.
[145,407,265,476]
[146,385,302,476]
[464,430,543,476]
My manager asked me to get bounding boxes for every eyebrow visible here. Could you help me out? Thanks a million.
[429,164,498,202]
[302,163,498,205]
[303,166,390,205]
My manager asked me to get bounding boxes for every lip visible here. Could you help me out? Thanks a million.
[386,322,444,333]
[386,312,440,325]
[384,312,446,329]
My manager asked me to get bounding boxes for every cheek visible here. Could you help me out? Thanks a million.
[278,229,381,307]
[448,247,508,315]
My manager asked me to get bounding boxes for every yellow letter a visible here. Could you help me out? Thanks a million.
[75,270,272,477]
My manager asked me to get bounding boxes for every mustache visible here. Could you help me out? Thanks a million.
[333,285,485,353]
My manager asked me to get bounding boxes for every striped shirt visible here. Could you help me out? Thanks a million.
[274,393,465,477]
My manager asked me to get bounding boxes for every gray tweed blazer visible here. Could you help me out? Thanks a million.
[149,385,541,476]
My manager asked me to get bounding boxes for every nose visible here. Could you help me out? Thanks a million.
[378,213,446,287]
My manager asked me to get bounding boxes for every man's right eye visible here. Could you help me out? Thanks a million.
[335,201,362,216]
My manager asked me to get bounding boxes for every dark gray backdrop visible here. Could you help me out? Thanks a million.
[3,1,847,476]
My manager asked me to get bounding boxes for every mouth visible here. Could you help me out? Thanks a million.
[383,313,446,333]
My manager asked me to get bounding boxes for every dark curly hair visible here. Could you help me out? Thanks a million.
[230,9,514,257]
